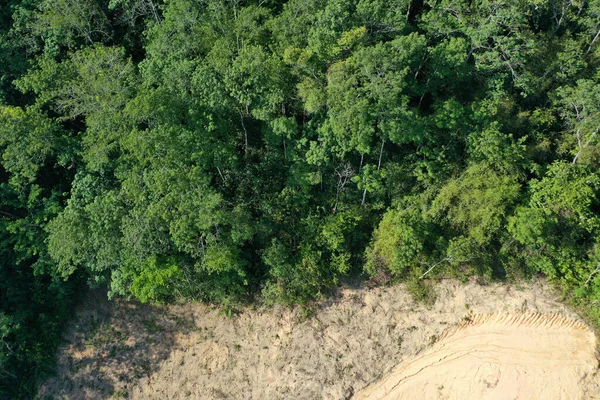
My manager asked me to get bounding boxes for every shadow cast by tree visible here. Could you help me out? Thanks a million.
[38,289,198,399]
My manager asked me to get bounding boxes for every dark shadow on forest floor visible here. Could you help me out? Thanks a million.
[37,289,198,399]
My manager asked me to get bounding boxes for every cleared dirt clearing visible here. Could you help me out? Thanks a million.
[355,313,599,400]
[38,279,600,399]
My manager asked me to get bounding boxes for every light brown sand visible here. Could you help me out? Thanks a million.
[355,313,599,400]
[37,279,600,399]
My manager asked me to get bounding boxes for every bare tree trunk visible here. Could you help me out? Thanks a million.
[585,265,600,286]
[199,236,206,258]
[148,0,161,24]
[573,129,582,164]
[420,257,449,279]
[239,110,248,154]
[216,166,225,182]
[334,164,354,213]
[359,153,364,173]
[377,140,385,170]
[587,27,600,54]
[362,140,385,207]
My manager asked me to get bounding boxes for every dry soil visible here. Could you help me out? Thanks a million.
[37,278,600,399]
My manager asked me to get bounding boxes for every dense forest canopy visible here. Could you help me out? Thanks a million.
[2,0,600,396]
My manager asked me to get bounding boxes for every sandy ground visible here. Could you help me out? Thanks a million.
[37,278,600,399]
[355,313,599,400]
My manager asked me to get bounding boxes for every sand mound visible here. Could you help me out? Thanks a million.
[356,313,599,400]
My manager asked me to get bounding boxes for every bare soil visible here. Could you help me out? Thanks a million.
[37,278,600,399]
[355,313,599,400]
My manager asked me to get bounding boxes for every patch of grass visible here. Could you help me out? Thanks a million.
[218,306,240,319]
[171,315,196,330]
[141,318,161,334]
[407,273,436,305]
[89,323,115,348]
[429,334,438,345]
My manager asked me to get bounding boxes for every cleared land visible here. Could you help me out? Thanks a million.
[38,279,600,399]
[355,313,599,399]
